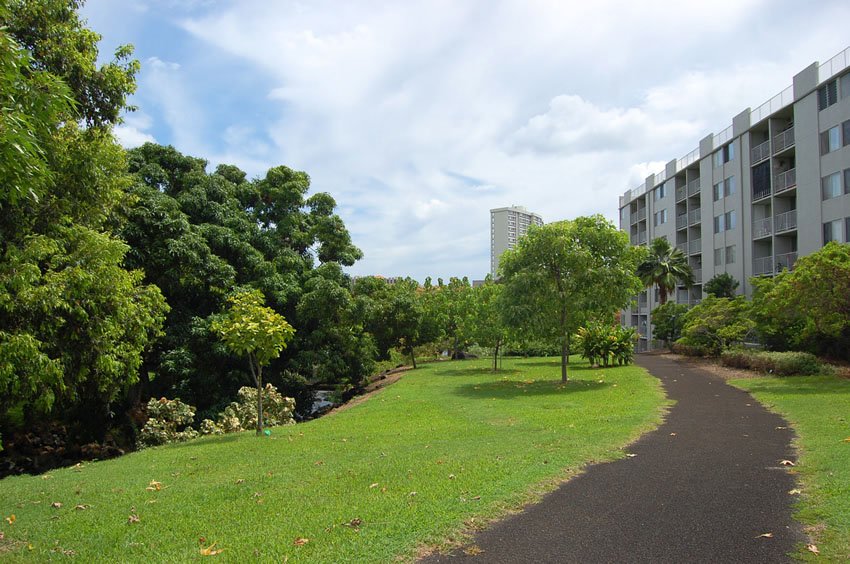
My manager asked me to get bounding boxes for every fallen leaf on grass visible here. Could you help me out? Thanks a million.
[200,541,224,556]
[669,433,677,436]
[788,489,802,495]
[0,531,4,540]
[775,426,787,430]
[408,491,417,497]
[780,460,795,466]
[51,502,62,509]
[146,480,163,492]
[293,537,309,546]
[463,546,484,556]
[448,474,456,480]
[128,514,140,524]
[74,504,89,511]
[314,461,324,466]
[5,515,15,525]
[235,479,244,485]
[755,532,773,538]
[369,483,379,489]
[346,518,362,529]
[626,454,637,458]
[842,437,850,443]
[806,544,819,555]
[41,474,53,480]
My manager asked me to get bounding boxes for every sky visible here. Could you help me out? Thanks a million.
[81,0,850,282]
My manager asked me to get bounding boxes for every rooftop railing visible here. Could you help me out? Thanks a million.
[676,147,700,171]
[713,125,733,147]
[750,86,794,125]
[818,46,850,83]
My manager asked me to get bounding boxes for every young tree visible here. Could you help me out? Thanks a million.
[500,216,644,383]
[704,272,739,298]
[430,277,477,358]
[211,290,295,435]
[637,237,694,304]
[473,279,506,371]
[651,302,689,351]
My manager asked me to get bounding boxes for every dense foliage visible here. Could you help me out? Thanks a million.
[575,323,636,367]
[677,296,754,356]
[704,272,739,298]
[650,302,689,350]
[720,350,828,376]
[637,237,694,305]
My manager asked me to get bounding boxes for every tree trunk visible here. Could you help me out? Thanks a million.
[410,347,417,369]
[256,363,264,436]
[493,339,500,372]
[560,306,569,383]
[659,285,668,305]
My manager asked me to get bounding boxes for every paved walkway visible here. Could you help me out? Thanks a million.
[423,354,803,563]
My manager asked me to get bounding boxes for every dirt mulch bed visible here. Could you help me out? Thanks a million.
[663,352,850,380]
[326,366,413,416]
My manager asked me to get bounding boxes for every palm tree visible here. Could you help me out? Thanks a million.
[637,238,694,304]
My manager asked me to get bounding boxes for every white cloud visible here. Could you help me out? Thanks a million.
[114,110,157,148]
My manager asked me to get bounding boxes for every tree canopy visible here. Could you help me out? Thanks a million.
[637,237,694,305]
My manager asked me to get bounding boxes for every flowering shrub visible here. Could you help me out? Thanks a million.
[139,397,199,447]
[575,323,636,367]
[200,384,296,435]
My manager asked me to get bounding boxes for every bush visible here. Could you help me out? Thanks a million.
[720,350,829,376]
[200,384,296,435]
[671,342,710,357]
[678,296,754,356]
[651,302,689,350]
[575,323,637,367]
[139,397,199,448]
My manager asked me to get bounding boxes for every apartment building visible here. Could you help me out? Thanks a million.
[619,47,850,351]
[490,206,544,278]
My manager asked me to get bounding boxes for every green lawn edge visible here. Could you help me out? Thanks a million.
[730,374,850,562]
[0,356,669,562]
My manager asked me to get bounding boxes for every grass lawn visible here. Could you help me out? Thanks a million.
[0,356,666,562]
[732,374,850,561]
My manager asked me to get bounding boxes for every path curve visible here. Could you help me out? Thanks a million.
[422,354,803,563]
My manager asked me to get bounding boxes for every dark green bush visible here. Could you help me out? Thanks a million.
[720,350,829,376]
[671,342,710,357]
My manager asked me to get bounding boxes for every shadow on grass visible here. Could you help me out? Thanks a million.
[163,433,243,450]
[738,375,850,396]
[434,367,522,378]
[453,378,609,399]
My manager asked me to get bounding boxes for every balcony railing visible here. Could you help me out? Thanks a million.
[676,242,687,253]
[692,268,702,283]
[676,214,688,230]
[753,256,774,276]
[773,126,795,153]
[631,208,647,224]
[774,209,797,233]
[638,232,647,244]
[687,179,701,197]
[775,252,798,272]
[676,186,687,202]
[637,295,648,309]
[752,185,772,202]
[751,139,771,164]
[688,208,701,226]
[688,238,701,255]
[775,168,796,193]
[753,217,772,238]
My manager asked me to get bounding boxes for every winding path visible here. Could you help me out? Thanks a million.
[423,354,804,563]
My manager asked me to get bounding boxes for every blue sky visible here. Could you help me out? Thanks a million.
[82,0,850,281]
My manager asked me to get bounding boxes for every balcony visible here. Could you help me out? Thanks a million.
[751,139,771,164]
[676,186,687,202]
[753,256,774,276]
[688,208,701,226]
[692,268,702,284]
[688,239,701,255]
[676,242,687,253]
[752,185,772,202]
[774,209,797,233]
[637,295,648,310]
[753,217,772,239]
[638,232,647,244]
[775,252,798,272]
[687,179,701,197]
[631,208,647,224]
[774,168,796,193]
[676,214,688,230]
[773,126,795,154]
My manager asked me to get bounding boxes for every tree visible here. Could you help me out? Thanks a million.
[751,242,850,358]
[500,216,644,383]
[429,277,477,358]
[704,272,739,298]
[651,302,689,351]
[473,278,506,371]
[637,237,694,305]
[678,296,753,356]
[211,289,295,435]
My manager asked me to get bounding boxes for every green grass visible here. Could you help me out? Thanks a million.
[0,357,667,562]
[731,374,850,561]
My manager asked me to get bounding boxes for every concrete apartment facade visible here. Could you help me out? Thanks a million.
[619,47,850,351]
[490,206,543,278]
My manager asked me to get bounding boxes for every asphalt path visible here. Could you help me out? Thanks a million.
[422,354,803,563]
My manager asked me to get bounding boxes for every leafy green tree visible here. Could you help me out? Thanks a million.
[211,289,295,435]
[430,277,477,357]
[473,278,506,370]
[678,296,754,356]
[637,237,694,305]
[704,272,739,298]
[651,302,689,350]
[500,216,644,383]
[751,242,850,358]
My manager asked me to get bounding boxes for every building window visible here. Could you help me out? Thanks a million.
[654,184,666,201]
[818,78,838,110]
[844,120,850,147]
[712,142,735,167]
[713,182,722,201]
[847,218,850,243]
[725,176,736,197]
[845,169,850,194]
[824,219,842,244]
[714,214,724,234]
[821,126,841,154]
[842,73,850,100]
[725,245,735,264]
[653,209,668,226]
[714,248,723,266]
[822,172,841,200]
[725,210,736,230]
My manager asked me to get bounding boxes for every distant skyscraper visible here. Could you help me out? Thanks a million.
[490,206,543,278]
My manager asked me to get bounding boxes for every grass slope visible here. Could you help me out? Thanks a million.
[732,375,850,561]
[0,357,666,562]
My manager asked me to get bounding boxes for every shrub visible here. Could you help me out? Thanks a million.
[139,397,199,448]
[720,350,829,376]
[200,384,296,435]
[651,302,689,350]
[575,323,637,367]
[678,296,754,356]
[671,342,709,357]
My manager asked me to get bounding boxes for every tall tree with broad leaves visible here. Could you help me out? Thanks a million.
[500,216,645,383]
[636,237,694,305]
